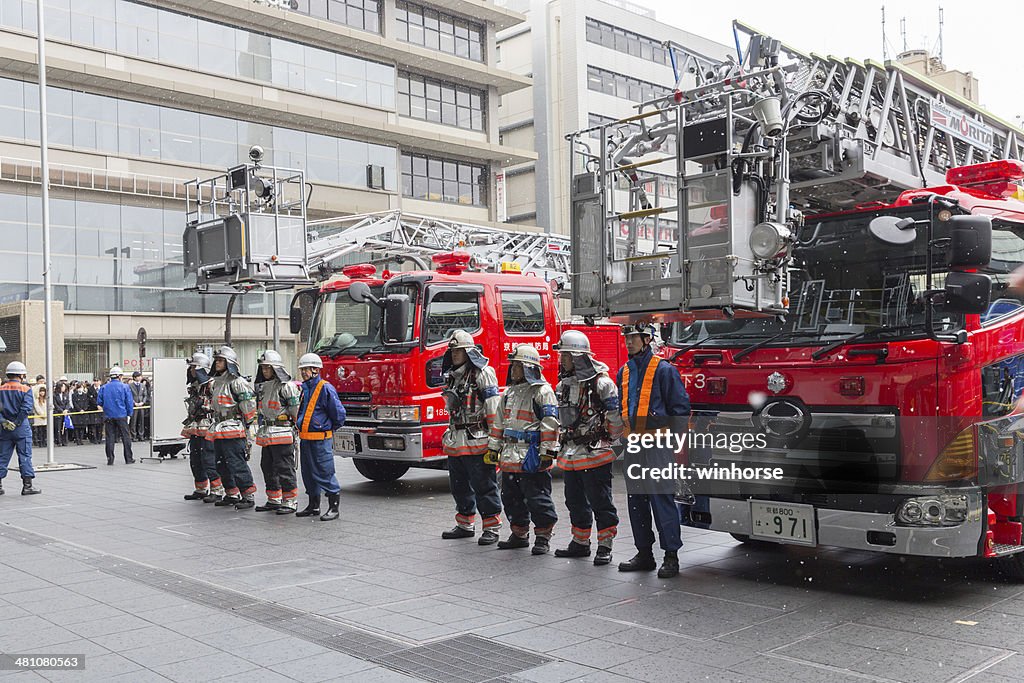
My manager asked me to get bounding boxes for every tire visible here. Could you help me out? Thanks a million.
[729,533,780,548]
[352,458,410,482]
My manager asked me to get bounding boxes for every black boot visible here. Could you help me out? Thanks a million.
[618,550,657,572]
[184,490,208,501]
[235,495,255,510]
[442,526,476,540]
[295,495,321,518]
[594,546,613,566]
[658,552,680,578]
[255,501,282,512]
[214,495,241,507]
[497,534,530,550]
[202,492,222,504]
[21,478,41,495]
[0,480,4,495]
[554,541,591,558]
[478,529,499,546]
[320,493,340,521]
[531,537,551,555]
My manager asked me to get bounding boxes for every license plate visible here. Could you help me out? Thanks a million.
[749,501,816,546]
[336,433,356,453]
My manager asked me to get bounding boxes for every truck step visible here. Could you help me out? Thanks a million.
[991,543,1024,557]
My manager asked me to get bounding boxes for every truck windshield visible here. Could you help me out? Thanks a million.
[309,284,418,355]
[671,206,1023,348]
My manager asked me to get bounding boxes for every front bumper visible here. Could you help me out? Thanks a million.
[699,490,985,558]
[332,425,424,462]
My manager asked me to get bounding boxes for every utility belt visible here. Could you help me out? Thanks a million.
[503,429,540,445]
[299,430,332,441]
[452,420,486,432]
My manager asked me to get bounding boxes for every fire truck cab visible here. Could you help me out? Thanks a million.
[290,253,625,481]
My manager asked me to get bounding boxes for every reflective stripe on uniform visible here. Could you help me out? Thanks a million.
[299,380,329,441]
[621,356,660,435]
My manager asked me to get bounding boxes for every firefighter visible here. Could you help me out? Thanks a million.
[207,346,259,510]
[553,330,622,565]
[486,345,560,555]
[617,324,690,578]
[0,361,41,496]
[439,330,502,545]
[181,352,223,502]
[253,350,302,515]
[295,353,346,521]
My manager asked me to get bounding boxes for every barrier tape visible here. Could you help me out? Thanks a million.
[27,406,150,420]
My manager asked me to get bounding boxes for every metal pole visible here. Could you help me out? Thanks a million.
[272,292,280,348]
[37,0,55,466]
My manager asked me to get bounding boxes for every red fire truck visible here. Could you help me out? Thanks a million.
[566,22,1024,573]
[288,253,626,481]
[662,160,1024,573]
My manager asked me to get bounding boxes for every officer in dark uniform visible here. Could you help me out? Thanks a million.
[0,361,41,495]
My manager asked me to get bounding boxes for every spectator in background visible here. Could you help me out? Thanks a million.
[53,379,70,447]
[129,372,148,441]
[142,377,152,439]
[32,386,47,447]
[33,375,45,402]
[87,379,102,444]
[71,381,90,445]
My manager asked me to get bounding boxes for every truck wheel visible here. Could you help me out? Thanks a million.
[353,458,410,482]
[729,533,779,548]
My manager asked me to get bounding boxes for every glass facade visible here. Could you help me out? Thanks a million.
[398,71,485,131]
[0,0,395,109]
[394,1,484,62]
[0,77,398,190]
[400,152,488,207]
[291,0,382,34]
[0,190,291,316]
[585,17,671,65]
[586,65,673,103]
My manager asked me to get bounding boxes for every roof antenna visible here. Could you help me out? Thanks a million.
[937,5,944,63]
[881,5,887,60]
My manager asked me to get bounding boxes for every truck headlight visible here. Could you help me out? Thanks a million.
[749,222,792,259]
[896,494,969,526]
[373,406,420,422]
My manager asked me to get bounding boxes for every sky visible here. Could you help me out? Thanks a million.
[640,0,1021,127]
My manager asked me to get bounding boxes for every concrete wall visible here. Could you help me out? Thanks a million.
[0,300,65,378]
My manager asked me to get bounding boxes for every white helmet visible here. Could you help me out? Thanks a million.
[188,352,212,371]
[214,346,239,365]
[298,353,323,370]
[109,366,123,377]
[5,361,27,376]
[258,349,285,368]
[622,324,655,339]
[508,344,543,368]
[554,329,592,355]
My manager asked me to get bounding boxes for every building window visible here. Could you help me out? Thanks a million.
[585,17,671,65]
[400,153,488,206]
[586,66,673,104]
[1,76,398,190]
[293,0,381,34]
[0,1,395,110]
[397,72,485,131]
[395,1,484,62]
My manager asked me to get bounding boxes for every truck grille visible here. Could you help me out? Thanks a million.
[339,392,371,403]
[345,405,371,418]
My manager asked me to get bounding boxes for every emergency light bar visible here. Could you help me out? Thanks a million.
[946,160,1024,186]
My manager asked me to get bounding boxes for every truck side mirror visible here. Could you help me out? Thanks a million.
[348,281,373,303]
[943,271,992,314]
[947,214,992,268]
[289,308,303,335]
[382,294,411,343]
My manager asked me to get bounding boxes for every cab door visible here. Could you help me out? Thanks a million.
[495,288,555,385]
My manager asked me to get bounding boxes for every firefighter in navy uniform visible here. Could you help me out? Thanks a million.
[253,350,302,514]
[295,353,346,521]
[182,353,221,501]
[553,330,623,565]
[439,329,503,545]
[207,346,259,510]
[0,362,41,496]
[487,345,560,555]
[617,324,690,578]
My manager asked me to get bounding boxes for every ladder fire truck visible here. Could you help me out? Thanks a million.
[568,21,1024,573]
[182,162,624,482]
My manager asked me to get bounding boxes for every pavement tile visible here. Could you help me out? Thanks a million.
[267,651,375,682]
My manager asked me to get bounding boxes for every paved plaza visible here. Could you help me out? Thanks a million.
[2,445,1024,682]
